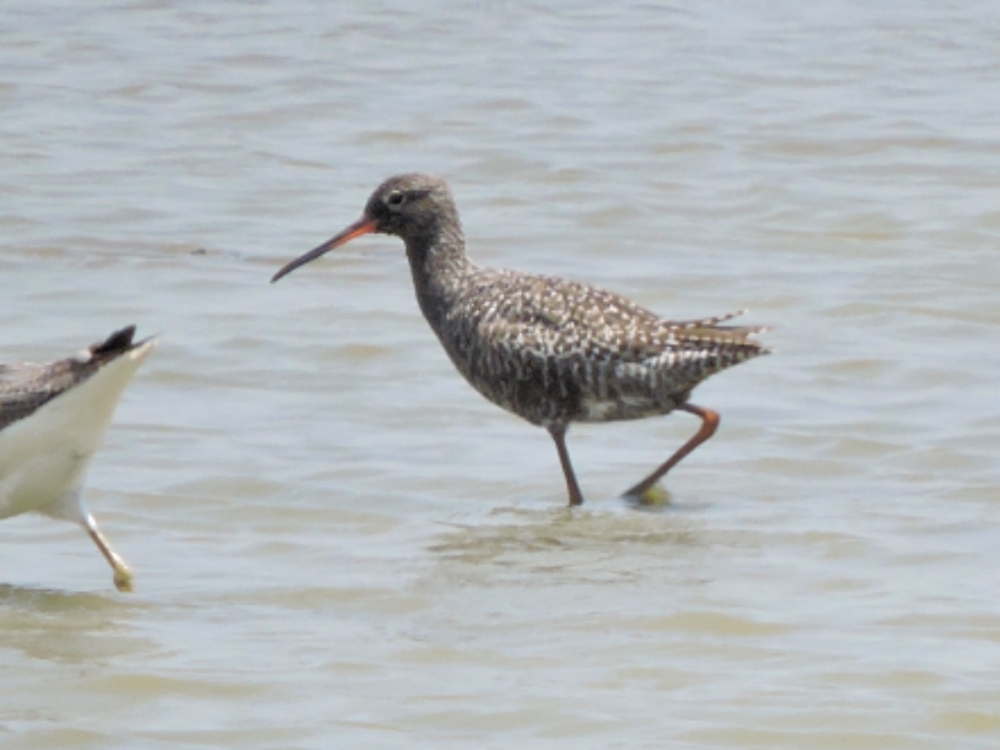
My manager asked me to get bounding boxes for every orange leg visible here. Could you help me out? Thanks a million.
[548,423,584,507]
[622,403,720,499]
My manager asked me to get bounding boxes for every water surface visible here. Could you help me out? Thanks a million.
[2,2,999,748]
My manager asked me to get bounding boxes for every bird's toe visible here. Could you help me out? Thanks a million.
[624,483,672,507]
[112,565,134,593]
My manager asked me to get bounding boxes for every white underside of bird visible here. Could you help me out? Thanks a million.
[0,337,154,591]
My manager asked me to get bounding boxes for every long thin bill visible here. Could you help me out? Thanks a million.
[271,216,376,283]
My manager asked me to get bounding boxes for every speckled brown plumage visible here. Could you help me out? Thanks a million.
[273,173,769,506]
[0,326,140,432]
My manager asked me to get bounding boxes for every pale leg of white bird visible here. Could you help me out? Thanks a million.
[84,515,133,593]
[53,490,133,593]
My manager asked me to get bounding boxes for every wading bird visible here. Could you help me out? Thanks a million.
[272,174,767,506]
[0,326,154,590]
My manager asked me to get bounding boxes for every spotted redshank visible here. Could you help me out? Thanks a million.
[0,326,154,591]
[272,174,768,506]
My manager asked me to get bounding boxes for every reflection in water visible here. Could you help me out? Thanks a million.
[0,584,149,664]
[0,583,123,612]
[430,505,699,566]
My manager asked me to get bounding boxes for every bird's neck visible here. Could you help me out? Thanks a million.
[404,223,473,327]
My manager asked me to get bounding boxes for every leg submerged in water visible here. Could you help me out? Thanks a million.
[56,491,134,592]
[85,515,133,592]
[622,403,720,501]
[548,423,584,507]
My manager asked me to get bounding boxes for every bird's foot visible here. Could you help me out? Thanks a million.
[623,483,672,508]
[86,520,134,592]
[112,564,134,593]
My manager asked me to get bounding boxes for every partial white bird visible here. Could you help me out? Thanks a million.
[0,326,154,591]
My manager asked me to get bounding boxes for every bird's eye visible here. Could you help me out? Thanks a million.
[386,191,406,208]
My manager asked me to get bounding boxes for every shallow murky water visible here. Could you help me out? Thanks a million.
[2,1,1000,747]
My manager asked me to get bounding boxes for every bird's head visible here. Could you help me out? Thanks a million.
[271,173,457,283]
